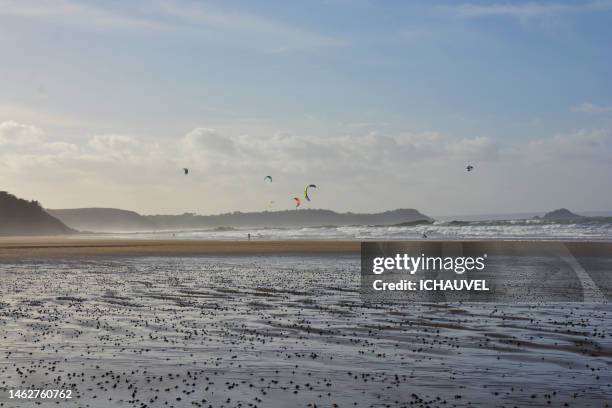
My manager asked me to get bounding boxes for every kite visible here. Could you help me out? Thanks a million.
[466,165,474,172]
[264,176,272,182]
[183,168,189,175]
[304,184,317,201]
[293,197,301,208]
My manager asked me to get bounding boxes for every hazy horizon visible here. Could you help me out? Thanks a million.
[44,202,612,220]
[1,0,611,215]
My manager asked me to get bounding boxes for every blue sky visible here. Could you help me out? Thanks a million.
[0,0,611,215]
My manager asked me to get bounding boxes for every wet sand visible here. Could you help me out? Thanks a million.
[0,237,360,259]
[0,254,610,407]
[0,237,610,259]
[0,238,610,407]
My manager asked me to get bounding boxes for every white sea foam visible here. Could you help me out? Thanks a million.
[86,220,612,241]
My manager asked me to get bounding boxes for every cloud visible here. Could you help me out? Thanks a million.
[571,102,612,114]
[441,1,612,20]
[179,128,494,182]
[526,128,612,162]
[0,120,77,155]
[0,119,605,177]
[446,136,498,160]
[89,134,140,152]
[184,128,236,155]
[2,119,610,214]
[0,0,343,51]
[0,102,98,129]
[0,120,46,146]
[0,121,167,180]
[154,1,345,51]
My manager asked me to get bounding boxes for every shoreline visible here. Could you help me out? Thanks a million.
[0,237,610,259]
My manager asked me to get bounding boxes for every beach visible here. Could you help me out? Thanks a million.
[0,237,360,259]
[0,238,611,407]
[2,1,611,406]
[0,237,611,259]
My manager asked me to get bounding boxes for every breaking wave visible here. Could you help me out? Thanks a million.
[89,218,612,241]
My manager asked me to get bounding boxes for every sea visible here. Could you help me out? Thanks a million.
[90,218,612,241]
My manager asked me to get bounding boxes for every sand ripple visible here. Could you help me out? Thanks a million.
[0,255,610,407]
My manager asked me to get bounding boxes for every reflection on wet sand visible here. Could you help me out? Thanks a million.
[0,255,610,407]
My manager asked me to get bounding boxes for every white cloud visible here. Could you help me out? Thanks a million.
[446,136,498,160]
[2,119,611,214]
[179,128,494,183]
[0,121,166,177]
[175,129,460,210]
[571,102,612,114]
[184,128,236,155]
[0,102,97,129]
[0,120,46,146]
[526,129,612,162]
[0,120,77,155]
[89,134,140,152]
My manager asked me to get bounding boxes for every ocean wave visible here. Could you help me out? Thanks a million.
[87,220,612,241]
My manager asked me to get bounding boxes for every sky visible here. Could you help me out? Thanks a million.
[0,0,611,216]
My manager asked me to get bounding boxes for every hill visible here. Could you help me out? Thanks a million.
[47,208,156,232]
[0,191,74,236]
[532,208,612,224]
[541,208,583,220]
[146,208,432,230]
[46,207,432,232]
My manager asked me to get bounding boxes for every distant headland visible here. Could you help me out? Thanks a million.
[48,207,433,232]
[0,191,74,236]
